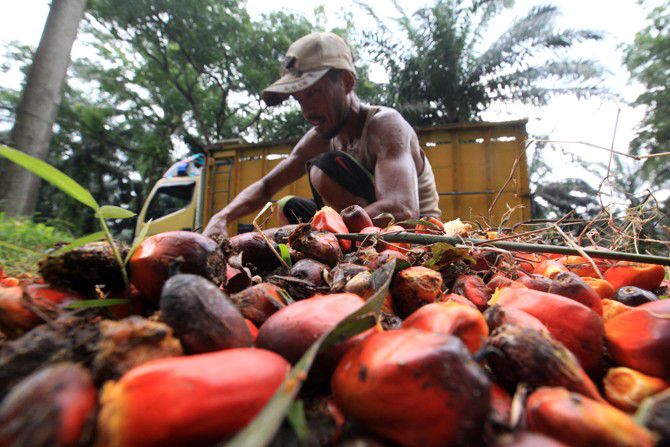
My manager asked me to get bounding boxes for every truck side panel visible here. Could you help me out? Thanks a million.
[204,120,531,235]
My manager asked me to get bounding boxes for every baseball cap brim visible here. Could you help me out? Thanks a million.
[261,68,330,106]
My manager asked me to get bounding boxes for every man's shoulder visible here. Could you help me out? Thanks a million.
[293,128,330,157]
[366,105,415,137]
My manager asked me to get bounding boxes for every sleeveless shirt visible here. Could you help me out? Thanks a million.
[335,106,441,218]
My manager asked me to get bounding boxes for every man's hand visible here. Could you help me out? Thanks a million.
[203,211,229,239]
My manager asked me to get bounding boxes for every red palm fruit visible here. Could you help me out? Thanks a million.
[223,264,251,294]
[526,387,654,447]
[391,266,443,317]
[604,367,670,412]
[97,349,289,447]
[245,319,259,341]
[556,255,608,278]
[403,301,489,353]
[494,432,568,447]
[516,273,553,292]
[0,277,19,287]
[582,277,615,298]
[487,274,525,291]
[514,251,548,274]
[332,329,490,447]
[312,206,351,252]
[378,225,410,252]
[160,274,252,354]
[229,232,280,274]
[129,231,226,303]
[452,274,491,311]
[0,285,82,338]
[414,216,444,234]
[0,363,96,447]
[256,293,364,380]
[486,325,602,401]
[604,261,666,291]
[533,259,569,279]
[605,306,670,377]
[484,304,549,335]
[640,299,670,313]
[491,288,604,372]
[442,292,478,309]
[489,383,513,428]
[602,298,632,321]
[548,271,603,316]
[229,283,287,327]
[340,205,373,233]
[288,224,342,267]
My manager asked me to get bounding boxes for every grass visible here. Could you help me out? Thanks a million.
[0,212,74,276]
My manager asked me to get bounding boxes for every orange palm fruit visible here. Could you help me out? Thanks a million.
[391,266,442,317]
[403,301,489,353]
[332,329,490,447]
[602,298,632,321]
[312,206,351,252]
[604,367,670,412]
[582,277,615,299]
[604,261,666,291]
[533,259,569,279]
[97,349,289,447]
[490,288,604,372]
[526,387,654,447]
[452,274,491,310]
[244,319,259,341]
[605,305,670,377]
[556,255,608,278]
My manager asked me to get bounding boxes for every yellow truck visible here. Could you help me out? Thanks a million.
[134,119,531,238]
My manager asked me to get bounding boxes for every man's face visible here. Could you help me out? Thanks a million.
[292,72,348,139]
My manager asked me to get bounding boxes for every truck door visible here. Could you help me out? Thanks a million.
[135,177,200,238]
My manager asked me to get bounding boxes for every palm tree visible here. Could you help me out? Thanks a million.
[356,0,606,125]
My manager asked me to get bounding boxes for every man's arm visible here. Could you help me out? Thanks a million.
[363,110,420,222]
[203,131,326,238]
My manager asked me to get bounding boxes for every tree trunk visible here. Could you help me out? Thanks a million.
[2,0,87,217]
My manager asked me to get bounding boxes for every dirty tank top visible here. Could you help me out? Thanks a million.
[340,106,441,218]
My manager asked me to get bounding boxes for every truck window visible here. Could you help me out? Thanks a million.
[145,182,195,222]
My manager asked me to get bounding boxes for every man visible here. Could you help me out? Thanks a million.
[203,32,440,238]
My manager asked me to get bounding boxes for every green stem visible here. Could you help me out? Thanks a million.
[334,233,670,266]
[97,211,131,294]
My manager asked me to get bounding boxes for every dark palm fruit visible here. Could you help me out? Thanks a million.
[0,363,97,447]
[288,224,342,267]
[612,286,658,307]
[229,232,280,274]
[329,263,370,292]
[485,325,603,401]
[160,273,252,354]
[39,240,130,296]
[264,224,299,244]
[548,271,603,316]
[484,304,549,335]
[637,389,670,446]
[229,283,287,327]
[129,231,226,304]
[290,258,330,287]
[340,205,373,233]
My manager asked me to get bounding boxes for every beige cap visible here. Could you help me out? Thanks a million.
[262,32,356,106]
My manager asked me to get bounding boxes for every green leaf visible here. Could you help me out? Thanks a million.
[64,298,130,310]
[99,205,136,219]
[48,231,106,257]
[287,400,309,445]
[278,288,295,305]
[423,242,475,270]
[398,218,441,230]
[125,219,152,265]
[224,259,396,447]
[278,243,292,268]
[0,145,99,210]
